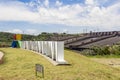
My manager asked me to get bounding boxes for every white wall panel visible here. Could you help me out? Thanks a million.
[55,42,65,62]
[21,41,66,64]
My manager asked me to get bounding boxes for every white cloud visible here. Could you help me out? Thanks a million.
[6,29,38,35]
[62,29,68,33]
[6,29,23,34]
[0,0,120,31]
[55,0,62,7]
[0,1,39,22]
[44,0,49,7]
[85,0,95,5]
[26,29,38,35]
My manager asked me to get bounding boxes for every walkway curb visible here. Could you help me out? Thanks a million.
[0,51,4,64]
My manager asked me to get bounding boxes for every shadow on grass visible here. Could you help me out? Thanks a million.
[56,63,72,66]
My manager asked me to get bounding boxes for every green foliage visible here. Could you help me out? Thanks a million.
[0,32,36,47]
[37,33,53,41]
[22,34,36,41]
[0,32,13,42]
[0,42,11,47]
[0,31,85,48]
[0,31,79,42]
[109,45,120,55]
[80,49,95,55]
[92,45,120,56]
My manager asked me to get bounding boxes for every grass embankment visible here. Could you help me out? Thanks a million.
[87,55,120,58]
[0,48,120,80]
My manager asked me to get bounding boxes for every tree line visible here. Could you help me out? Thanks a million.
[0,32,77,47]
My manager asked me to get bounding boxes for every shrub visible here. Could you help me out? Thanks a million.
[109,45,120,55]
[92,45,120,56]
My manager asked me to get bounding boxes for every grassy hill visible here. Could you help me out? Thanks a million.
[0,48,120,80]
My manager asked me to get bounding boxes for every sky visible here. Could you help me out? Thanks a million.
[0,0,120,35]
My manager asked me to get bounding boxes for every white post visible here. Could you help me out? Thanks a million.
[42,41,45,54]
[47,41,52,58]
[38,41,41,53]
[55,41,65,62]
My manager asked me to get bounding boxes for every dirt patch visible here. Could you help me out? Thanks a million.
[91,58,120,68]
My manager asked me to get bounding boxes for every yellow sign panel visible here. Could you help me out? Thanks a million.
[16,34,22,40]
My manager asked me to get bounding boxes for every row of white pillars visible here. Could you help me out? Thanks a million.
[21,41,66,64]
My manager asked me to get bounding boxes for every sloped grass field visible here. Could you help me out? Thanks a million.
[0,48,120,80]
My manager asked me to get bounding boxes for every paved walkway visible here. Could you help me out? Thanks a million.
[0,51,4,64]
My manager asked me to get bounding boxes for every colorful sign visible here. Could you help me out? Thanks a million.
[16,34,22,40]
[12,34,22,48]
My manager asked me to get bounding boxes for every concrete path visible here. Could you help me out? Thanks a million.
[0,51,4,64]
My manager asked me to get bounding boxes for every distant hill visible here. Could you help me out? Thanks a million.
[0,32,36,47]
[0,32,36,42]
[0,32,13,42]
[0,32,79,47]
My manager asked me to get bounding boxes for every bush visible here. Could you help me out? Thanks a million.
[92,46,107,55]
[109,45,120,55]
[81,49,95,55]
[0,42,11,47]
[92,45,120,56]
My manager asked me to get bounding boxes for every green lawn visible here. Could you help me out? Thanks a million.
[0,48,120,80]
[87,55,120,58]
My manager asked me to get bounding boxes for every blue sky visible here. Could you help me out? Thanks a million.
[0,0,120,35]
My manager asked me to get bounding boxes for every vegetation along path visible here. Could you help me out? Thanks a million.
[0,48,120,80]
